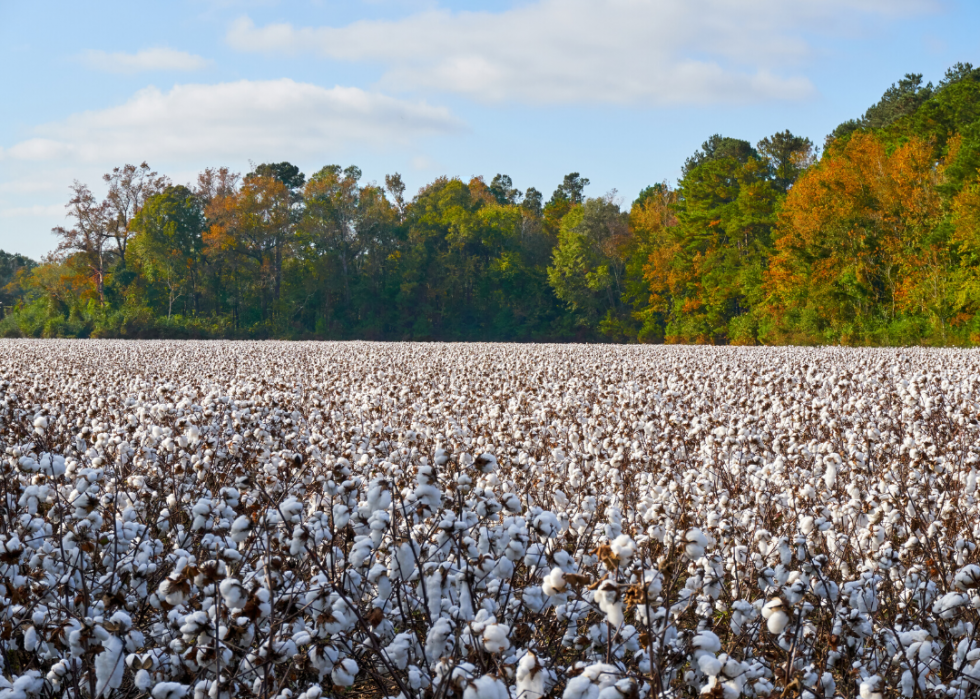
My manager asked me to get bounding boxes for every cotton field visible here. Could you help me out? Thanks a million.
[2,341,980,699]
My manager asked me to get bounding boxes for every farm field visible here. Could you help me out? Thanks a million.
[1,340,980,699]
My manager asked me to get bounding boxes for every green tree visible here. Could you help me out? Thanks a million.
[130,185,205,318]
[548,195,630,334]
[682,135,758,177]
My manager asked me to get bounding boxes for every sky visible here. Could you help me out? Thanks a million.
[1,0,978,260]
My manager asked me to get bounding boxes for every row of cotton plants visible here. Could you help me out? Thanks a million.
[1,340,980,699]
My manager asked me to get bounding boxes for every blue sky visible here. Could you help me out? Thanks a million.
[1,0,978,259]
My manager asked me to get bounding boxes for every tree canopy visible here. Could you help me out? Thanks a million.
[4,61,980,345]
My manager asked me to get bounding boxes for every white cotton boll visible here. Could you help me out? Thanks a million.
[967,469,978,494]
[482,624,511,653]
[152,683,190,699]
[764,609,788,635]
[135,670,153,691]
[542,568,567,597]
[610,534,636,566]
[685,528,709,559]
[762,599,789,634]
[94,635,125,696]
[955,564,980,590]
[800,516,815,535]
[823,463,837,489]
[23,626,37,652]
[230,515,251,544]
[692,630,721,654]
[859,675,883,699]
[562,663,621,699]
[331,658,358,687]
[463,675,509,699]
[533,511,560,540]
[595,581,624,628]
[474,453,498,473]
[219,578,247,611]
[516,652,547,699]
[425,618,454,664]
[901,670,914,698]
[697,654,722,676]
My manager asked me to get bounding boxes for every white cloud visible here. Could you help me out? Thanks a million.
[3,79,463,164]
[81,48,211,73]
[0,204,64,218]
[226,0,938,105]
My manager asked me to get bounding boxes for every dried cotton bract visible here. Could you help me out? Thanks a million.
[1,340,980,698]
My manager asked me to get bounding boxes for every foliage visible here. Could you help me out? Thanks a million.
[4,61,980,344]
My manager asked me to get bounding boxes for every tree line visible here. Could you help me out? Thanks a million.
[3,62,980,345]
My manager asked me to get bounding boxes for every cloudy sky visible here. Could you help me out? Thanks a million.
[1,0,977,259]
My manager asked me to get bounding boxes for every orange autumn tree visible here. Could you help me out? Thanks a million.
[763,132,947,344]
[627,184,679,343]
[204,174,293,323]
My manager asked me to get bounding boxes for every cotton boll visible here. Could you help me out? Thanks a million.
[823,463,837,489]
[594,580,624,628]
[762,599,789,635]
[609,534,636,566]
[481,623,511,653]
[542,568,567,597]
[692,630,721,654]
[859,675,883,699]
[516,652,547,699]
[152,683,190,699]
[685,528,709,560]
[697,654,722,676]
[331,658,358,687]
[462,674,509,699]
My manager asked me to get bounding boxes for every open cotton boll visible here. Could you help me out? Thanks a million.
[152,683,190,699]
[331,658,359,687]
[685,528,709,559]
[562,663,621,699]
[482,623,511,653]
[542,568,567,597]
[697,654,722,676]
[462,674,509,699]
[692,630,721,654]
[516,652,547,699]
[594,580,624,628]
[859,675,883,699]
[761,599,789,635]
[610,534,636,566]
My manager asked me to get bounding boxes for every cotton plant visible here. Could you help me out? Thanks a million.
[2,341,980,696]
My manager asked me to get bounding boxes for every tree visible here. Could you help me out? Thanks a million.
[301,165,364,308]
[205,174,293,322]
[52,182,112,305]
[825,73,936,148]
[765,132,944,344]
[103,163,169,269]
[548,195,629,333]
[756,130,815,192]
[862,73,933,129]
[682,135,757,177]
[490,174,520,205]
[385,173,407,218]
[522,188,543,217]
[247,162,306,192]
[130,185,205,318]
[0,250,36,318]
[549,173,590,206]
